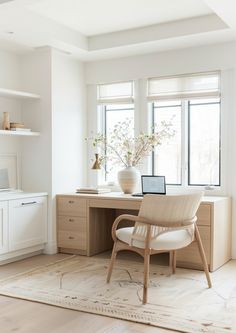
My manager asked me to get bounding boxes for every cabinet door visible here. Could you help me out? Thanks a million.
[0,201,8,254]
[9,196,47,251]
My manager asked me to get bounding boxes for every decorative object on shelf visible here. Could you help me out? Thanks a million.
[10,128,31,132]
[87,119,174,194]
[10,122,24,129]
[9,121,32,132]
[91,153,102,170]
[2,112,10,130]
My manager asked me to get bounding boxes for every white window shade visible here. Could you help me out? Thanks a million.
[97,81,134,104]
[147,72,220,101]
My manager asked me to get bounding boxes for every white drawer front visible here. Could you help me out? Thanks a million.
[9,196,47,251]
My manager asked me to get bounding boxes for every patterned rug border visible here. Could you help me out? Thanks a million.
[0,256,232,333]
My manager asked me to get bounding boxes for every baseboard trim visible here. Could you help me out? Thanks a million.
[43,241,58,255]
[0,247,44,265]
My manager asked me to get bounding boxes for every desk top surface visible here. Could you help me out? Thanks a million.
[58,192,229,204]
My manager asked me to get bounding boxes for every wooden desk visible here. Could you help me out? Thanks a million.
[56,193,231,272]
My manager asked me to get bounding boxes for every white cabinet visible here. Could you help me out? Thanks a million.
[0,192,48,263]
[0,201,8,254]
[9,196,47,251]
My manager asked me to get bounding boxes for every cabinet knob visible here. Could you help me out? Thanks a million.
[68,218,74,222]
[68,236,74,240]
[68,200,74,204]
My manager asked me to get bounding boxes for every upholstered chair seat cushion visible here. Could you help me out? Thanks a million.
[116,226,193,251]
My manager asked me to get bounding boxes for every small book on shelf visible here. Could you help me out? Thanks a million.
[10,128,31,132]
[76,187,111,194]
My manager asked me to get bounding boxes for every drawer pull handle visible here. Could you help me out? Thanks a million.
[68,200,74,204]
[68,236,74,240]
[21,201,37,206]
[68,219,74,222]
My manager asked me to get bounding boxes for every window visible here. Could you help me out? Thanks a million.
[188,99,220,186]
[149,72,221,187]
[104,104,134,183]
[152,101,182,185]
[94,73,221,188]
[97,81,134,183]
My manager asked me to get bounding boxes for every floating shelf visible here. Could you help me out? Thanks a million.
[0,88,40,100]
[0,130,40,137]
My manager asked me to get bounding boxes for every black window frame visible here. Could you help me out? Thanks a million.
[151,98,221,187]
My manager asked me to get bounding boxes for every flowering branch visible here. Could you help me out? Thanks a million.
[86,118,175,170]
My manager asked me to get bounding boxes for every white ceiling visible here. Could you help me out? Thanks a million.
[28,0,213,36]
[0,0,235,61]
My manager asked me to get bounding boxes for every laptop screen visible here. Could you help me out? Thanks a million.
[142,175,166,195]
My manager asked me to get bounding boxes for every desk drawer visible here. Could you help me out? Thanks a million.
[57,197,87,217]
[176,226,211,270]
[58,216,86,232]
[89,199,141,211]
[58,231,86,250]
[196,204,211,226]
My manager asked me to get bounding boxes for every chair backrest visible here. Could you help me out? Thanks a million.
[138,192,203,226]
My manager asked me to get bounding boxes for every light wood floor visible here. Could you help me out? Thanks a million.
[0,252,172,333]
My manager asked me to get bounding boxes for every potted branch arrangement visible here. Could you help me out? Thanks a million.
[87,119,174,194]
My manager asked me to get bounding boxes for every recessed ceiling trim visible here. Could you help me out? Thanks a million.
[88,14,228,51]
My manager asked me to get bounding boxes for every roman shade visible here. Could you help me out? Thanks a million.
[147,72,220,101]
[97,81,134,104]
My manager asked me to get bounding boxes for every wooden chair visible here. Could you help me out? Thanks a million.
[106,192,212,304]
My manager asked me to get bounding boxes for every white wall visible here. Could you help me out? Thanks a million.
[0,50,20,89]
[20,47,54,252]
[51,49,87,195]
[51,50,87,251]
[85,42,236,83]
[0,50,22,187]
[20,48,52,193]
[85,41,236,258]
[19,48,87,254]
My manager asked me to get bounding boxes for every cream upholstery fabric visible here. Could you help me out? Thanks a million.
[116,226,194,250]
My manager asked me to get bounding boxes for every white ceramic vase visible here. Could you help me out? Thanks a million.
[118,166,140,194]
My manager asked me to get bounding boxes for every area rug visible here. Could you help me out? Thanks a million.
[0,256,235,333]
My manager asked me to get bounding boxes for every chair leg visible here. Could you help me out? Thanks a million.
[169,251,173,268]
[143,250,150,304]
[169,251,176,274]
[172,250,176,274]
[106,241,118,283]
[195,226,212,288]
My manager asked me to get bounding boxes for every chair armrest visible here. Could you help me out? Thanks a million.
[111,214,139,241]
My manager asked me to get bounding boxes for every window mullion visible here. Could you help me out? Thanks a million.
[181,100,188,187]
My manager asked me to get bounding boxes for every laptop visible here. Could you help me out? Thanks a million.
[132,175,166,197]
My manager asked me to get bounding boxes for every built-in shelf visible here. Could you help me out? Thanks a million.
[0,130,40,137]
[0,88,40,100]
